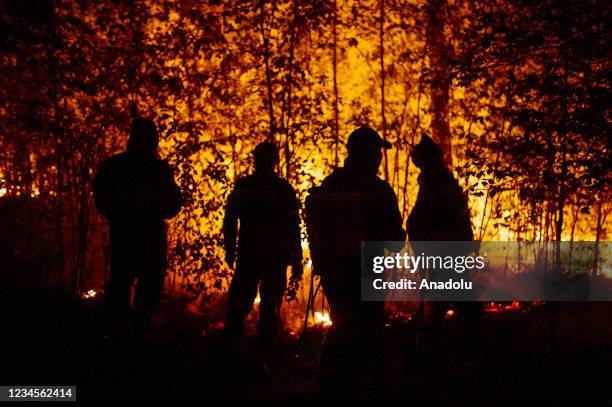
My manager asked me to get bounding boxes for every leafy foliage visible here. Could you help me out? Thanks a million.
[0,0,609,295]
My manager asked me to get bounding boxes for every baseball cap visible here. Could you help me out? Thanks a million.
[347,127,392,154]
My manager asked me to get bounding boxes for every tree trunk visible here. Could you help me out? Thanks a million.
[592,201,603,276]
[568,203,579,273]
[44,16,67,288]
[332,0,339,168]
[284,0,299,180]
[426,0,452,166]
[259,1,276,144]
[379,0,389,181]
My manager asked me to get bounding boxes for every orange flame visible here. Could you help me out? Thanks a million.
[313,311,332,328]
[81,289,97,300]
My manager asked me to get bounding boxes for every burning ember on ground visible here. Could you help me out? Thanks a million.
[386,311,414,327]
[314,311,332,328]
[445,309,456,319]
[81,289,97,300]
[484,301,522,313]
[199,321,225,337]
[483,301,546,313]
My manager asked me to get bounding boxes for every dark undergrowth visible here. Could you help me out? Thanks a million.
[1,282,611,406]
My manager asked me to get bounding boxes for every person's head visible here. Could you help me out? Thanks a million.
[411,133,445,170]
[127,117,158,158]
[253,141,278,174]
[346,126,391,174]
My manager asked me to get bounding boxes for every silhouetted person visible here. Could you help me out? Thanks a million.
[407,133,473,243]
[223,142,302,346]
[406,134,480,334]
[93,117,183,341]
[306,127,406,404]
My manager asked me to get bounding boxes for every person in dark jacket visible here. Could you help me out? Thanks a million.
[223,142,303,345]
[406,134,480,328]
[407,133,473,243]
[307,127,406,404]
[93,117,183,339]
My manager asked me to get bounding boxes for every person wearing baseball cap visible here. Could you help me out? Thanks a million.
[344,126,392,175]
[306,126,405,403]
[347,126,393,152]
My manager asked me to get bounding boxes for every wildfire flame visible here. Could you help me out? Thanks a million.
[314,311,332,327]
[484,301,522,313]
[81,289,97,300]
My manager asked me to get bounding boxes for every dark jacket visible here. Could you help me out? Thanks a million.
[93,152,183,233]
[223,173,302,265]
[407,168,473,242]
[306,164,406,278]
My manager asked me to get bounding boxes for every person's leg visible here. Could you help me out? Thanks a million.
[455,300,484,354]
[134,231,167,337]
[356,302,385,403]
[257,263,287,344]
[105,236,136,339]
[320,278,357,403]
[224,261,260,337]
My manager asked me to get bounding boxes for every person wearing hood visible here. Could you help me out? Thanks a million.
[93,117,183,341]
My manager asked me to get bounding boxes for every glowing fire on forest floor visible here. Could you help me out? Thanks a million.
[313,311,332,328]
[483,301,522,313]
[81,289,97,300]
[190,297,548,337]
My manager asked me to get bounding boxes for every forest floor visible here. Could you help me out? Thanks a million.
[1,283,612,407]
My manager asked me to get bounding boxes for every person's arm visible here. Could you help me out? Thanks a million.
[381,183,407,252]
[287,188,303,275]
[159,163,183,219]
[223,185,240,268]
[286,186,303,301]
[407,188,427,242]
[92,162,112,220]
